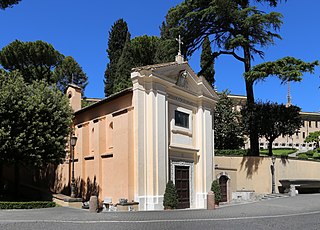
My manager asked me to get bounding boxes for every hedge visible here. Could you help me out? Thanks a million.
[0,201,56,209]
[215,149,248,156]
[297,153,308,160]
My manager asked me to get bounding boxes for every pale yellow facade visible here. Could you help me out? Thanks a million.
[55,58,218,210]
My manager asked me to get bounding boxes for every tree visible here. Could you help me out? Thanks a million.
[130,35,161,67]
[104,19,129,96]
[155,22,179,63]
[200,36,215,87]
[214,91,244,149]
[163,0,317,155]
[163,180,179,209]
[305,131,320,149]
[0,0,21,9]
[0,40,64,84]
[241,101,302,156]
[0,71,73,196]
[53,56,88,93]
[245,56,318,83]
[113,32,134,93]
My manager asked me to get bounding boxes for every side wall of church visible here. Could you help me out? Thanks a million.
[54,92,134,204]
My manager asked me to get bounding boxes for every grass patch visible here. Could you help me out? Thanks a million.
[0,201,56,209]
[260,148,297,156]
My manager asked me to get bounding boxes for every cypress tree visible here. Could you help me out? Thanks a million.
[113,32,134,93]
[200,36,215,87]
[214,91,244,150]
[104,19,128,96]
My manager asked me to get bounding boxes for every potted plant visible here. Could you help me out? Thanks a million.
[211,180,222,206]
[163,180,179,210]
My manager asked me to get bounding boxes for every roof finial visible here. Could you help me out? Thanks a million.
[176,35,183,56]
[175,35,184,64]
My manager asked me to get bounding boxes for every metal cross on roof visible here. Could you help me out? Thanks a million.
[176,35,183,56]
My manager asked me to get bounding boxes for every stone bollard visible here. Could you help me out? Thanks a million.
[207,191,215,210]
[289,185,296,197]
[89,195,98,212]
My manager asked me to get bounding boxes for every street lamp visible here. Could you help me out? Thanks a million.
[70,134,78,198]
[271,156,276,194]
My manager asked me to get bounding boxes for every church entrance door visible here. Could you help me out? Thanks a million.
[175,166,190,209]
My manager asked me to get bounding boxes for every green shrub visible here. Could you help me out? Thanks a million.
[298,153,308,160]
[215,149,248,156]
[317,148,320,153]
[312,152,320,160]
[0,201,56,209]
[305,150,315,156]
[163,180,179,209]
[211,180,222,204]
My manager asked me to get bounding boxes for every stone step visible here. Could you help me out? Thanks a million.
[258,193,289,200]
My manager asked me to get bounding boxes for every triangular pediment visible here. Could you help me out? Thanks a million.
[132,61,218,101]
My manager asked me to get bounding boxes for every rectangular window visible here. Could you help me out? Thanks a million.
[302,120,305,127]
[303,132,305,138]
[316,121,318,128]
[175,110,189,128]
[309,121,312,128]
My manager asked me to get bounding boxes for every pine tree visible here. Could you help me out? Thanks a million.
[163,0,318,155]
[104,19,128,96]
[200,36,215,87]
[0,40,64,84]
[53,56,88,93]
[163,180,179,209]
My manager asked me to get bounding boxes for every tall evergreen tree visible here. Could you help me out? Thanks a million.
[53,56,88,93]
[130,35,160,67]
[214,91,244,150]
[113,32,134,93]
[104,19,128,96]
[200,36,215,87]
[155,21,179,63]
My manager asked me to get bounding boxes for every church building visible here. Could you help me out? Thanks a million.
[57,55,218,210]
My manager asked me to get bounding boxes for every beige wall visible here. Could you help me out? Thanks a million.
[215,156,320,197]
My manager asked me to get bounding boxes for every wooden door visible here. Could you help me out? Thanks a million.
[219,176,228,202]
[175,166,190,209]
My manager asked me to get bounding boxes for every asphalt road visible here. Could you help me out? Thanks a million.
[1,194,320,230]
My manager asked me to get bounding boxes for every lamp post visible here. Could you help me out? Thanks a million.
[271,156,276,194]
[70,134,77,198]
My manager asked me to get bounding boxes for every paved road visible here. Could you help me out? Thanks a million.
[1,194,320,229]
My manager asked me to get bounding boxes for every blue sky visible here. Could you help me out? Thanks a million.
[1,0,319,112]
